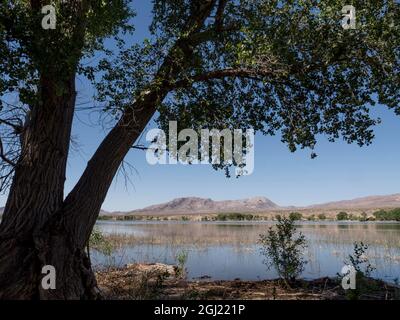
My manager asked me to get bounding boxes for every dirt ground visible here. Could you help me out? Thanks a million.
[96,263,400,300]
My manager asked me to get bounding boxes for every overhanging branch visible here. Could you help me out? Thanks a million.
[174,67,284,88]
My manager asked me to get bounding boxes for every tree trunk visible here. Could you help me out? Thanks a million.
[0,218,99,299]
[0,0,216,299]
[0,88,160,300]
[0,75,98,300]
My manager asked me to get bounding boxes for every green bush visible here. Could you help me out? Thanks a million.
[318,213,326,220]
[359,212,368,222]
[216,213,254,221]
[216,213,227,221]
[175,250,189,279]
[123,215,138,221]
[89,227,113,256]
[97,215,112,221]
[373,209,400,221]
[289,212,302,221]
[337,212,349,221]
[259,216,308,283]
[342,242,376,300]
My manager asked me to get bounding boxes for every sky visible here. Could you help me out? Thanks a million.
[1,1,400,212]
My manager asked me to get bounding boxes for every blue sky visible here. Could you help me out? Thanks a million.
[1,2,400,211]
[60,104,400,212]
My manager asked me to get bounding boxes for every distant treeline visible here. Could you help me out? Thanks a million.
[98,215,168,221]
[97,209,400,222]
[215,213,255,221]
[98,213,258,221]
[334,209,400,221]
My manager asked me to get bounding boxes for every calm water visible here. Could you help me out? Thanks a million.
[92,221,400,283]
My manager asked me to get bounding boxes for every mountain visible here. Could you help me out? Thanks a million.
[308,193,400,209]
[109,196,279,216]
[2,194,398,217]
[103,193,400,216]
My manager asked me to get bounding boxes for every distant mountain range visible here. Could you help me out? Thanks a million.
[308,194,400,209]
[1,194,399,217]
[102,193,400,216]
[109,196,279,216]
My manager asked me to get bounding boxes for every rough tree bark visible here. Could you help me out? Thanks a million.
[0,0,216,299]
[0,74,81,299]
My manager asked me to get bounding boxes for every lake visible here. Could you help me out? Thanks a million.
[92,221,400,283]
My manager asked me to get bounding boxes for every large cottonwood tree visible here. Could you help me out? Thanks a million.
[0,0,398,299]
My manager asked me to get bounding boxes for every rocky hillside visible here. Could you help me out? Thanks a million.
[102,193,400,216]
[109,196,279,215]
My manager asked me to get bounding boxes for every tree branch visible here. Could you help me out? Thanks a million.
[174,66,284,88]
[0,119,23,134]
[63,0,219,248]
[0,138,16,167]
[215,0,229,31]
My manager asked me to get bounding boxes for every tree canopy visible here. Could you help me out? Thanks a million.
[1,0,399,180]
[97,0,399,152]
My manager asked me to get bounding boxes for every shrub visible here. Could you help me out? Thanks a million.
[337,212,349,221]
[347,242,375,277]
[318,213,326,220]
[259,216,308,283]
[342,242,376,300]
[373,209,400,221]
[289,212,302,221]
[175,250,189,279]
[216,213,227,221]
[392,208,400,221]
[359,212,368,222]
[216,213,254,221]
[97,215,112,221]
[307,214,316,221]
[89,227,114,256]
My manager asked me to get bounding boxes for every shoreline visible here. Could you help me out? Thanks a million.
[96,263,400,300]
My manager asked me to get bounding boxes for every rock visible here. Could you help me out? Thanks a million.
[125,263,176,277]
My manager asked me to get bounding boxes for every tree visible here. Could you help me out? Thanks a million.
[337,211,349,221]
[289,212,302,221]
[0,0,399,299]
